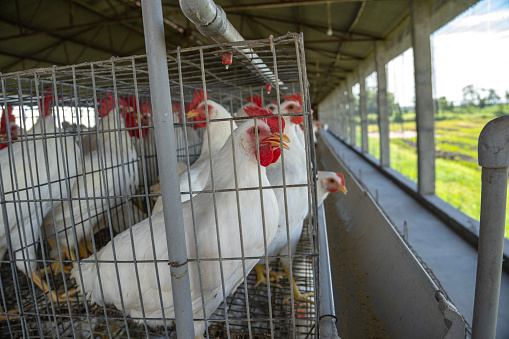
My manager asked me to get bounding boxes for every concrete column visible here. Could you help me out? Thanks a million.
[332,92,338,135]
[411,0,435,195]
[342,86,349,140]
[358,69,369,153]
[347,76,356,146]
[375,40,390,167]
[338,85,347,140]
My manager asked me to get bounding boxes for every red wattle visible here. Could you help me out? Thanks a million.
[257,143,274,167]
[124,114,148,139]
[291,116,303,125]
[271,147,281,164]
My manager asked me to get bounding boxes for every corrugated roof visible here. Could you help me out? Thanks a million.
[0,0,475,105]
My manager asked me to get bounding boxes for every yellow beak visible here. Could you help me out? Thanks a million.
[264,133,290,150]
[339,186,348,195]
[186,110,201,119]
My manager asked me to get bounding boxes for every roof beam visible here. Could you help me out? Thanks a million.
[228,12,380,39]
[0,17,122,56]
[0,17,142,42]
[304,38,375,43]
[0,50,64,69]
[306,46,364,60]
[0,27,93,71]
[222,0,399,11]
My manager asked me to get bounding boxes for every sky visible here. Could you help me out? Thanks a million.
[386,0,509,107]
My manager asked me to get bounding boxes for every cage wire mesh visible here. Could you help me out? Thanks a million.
[0,33,320,338]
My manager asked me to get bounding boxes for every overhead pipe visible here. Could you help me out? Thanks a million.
[179,0,279,88]
[472,115,509,339]
[179,0,243,43]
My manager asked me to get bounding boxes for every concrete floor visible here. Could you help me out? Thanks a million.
[318,131,509,338]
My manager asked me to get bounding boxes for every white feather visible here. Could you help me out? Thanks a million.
[153,101,236,213]
[0,115,80,273]
[72,120,280,338]
[43,110,139,258]
[263,114,308,268]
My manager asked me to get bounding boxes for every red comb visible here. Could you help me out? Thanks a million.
[284,93,302,106]
[338,173,345,184]
[246,95,263,108]
[188,89,209,111]
[243,105,285,133]
[243,105,273,117]
[40,93,53,117]
[1,106,18,150]
[1,106,15,132]
[123,96,152,116]
[1,106,9,134]
[98,93,115,117]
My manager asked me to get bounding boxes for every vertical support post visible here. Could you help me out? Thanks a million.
[472,116,509,339]
[339,85,348,140]
[347,76,356,146]
[411,0,435,195]
[141,1,195,337]
[358,68,368,153]
[375,40,390,167]
[334,91,341,136]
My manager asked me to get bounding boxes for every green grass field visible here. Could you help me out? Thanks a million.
[360,108,509,238]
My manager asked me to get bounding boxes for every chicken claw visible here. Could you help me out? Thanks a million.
[254,264,282,288]
[0,305,19,321]
[282,265,314,304]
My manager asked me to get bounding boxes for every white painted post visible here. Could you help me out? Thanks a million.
[472,116,509,339]
[410,0,436,195]
[358,68,368,153]
[347,76,356,146]
[375,40,390,167]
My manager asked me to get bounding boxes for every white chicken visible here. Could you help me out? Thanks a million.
[71,106,289,338]
[43,94,147,268]
[316,171,347,206]
[264,101,279,113]
[253,95,318,303]
[153,90,237,213]
[0,93,80,304]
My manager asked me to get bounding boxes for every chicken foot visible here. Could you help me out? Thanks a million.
[0,305,19,321]
[78,238,94,260]
[30,271,76,304]
[282,265,314,304]
[253,264,284,288]
[40,241,76,278]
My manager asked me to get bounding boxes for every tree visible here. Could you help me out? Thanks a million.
[437,96,451,113]
[462,85,479,107]
[485,89,500,106]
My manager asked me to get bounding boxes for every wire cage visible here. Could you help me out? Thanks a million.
[0,33,321,338]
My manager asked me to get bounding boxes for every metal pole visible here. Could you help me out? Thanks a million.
[472,115,509,339]
[317,204,340,339]
[141,1,195,337]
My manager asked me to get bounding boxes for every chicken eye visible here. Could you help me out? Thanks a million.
[252,127,261,135]
[288,105,294,110]
[329,178,335,183]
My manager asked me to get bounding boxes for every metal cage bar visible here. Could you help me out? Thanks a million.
[0,33,321,338]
